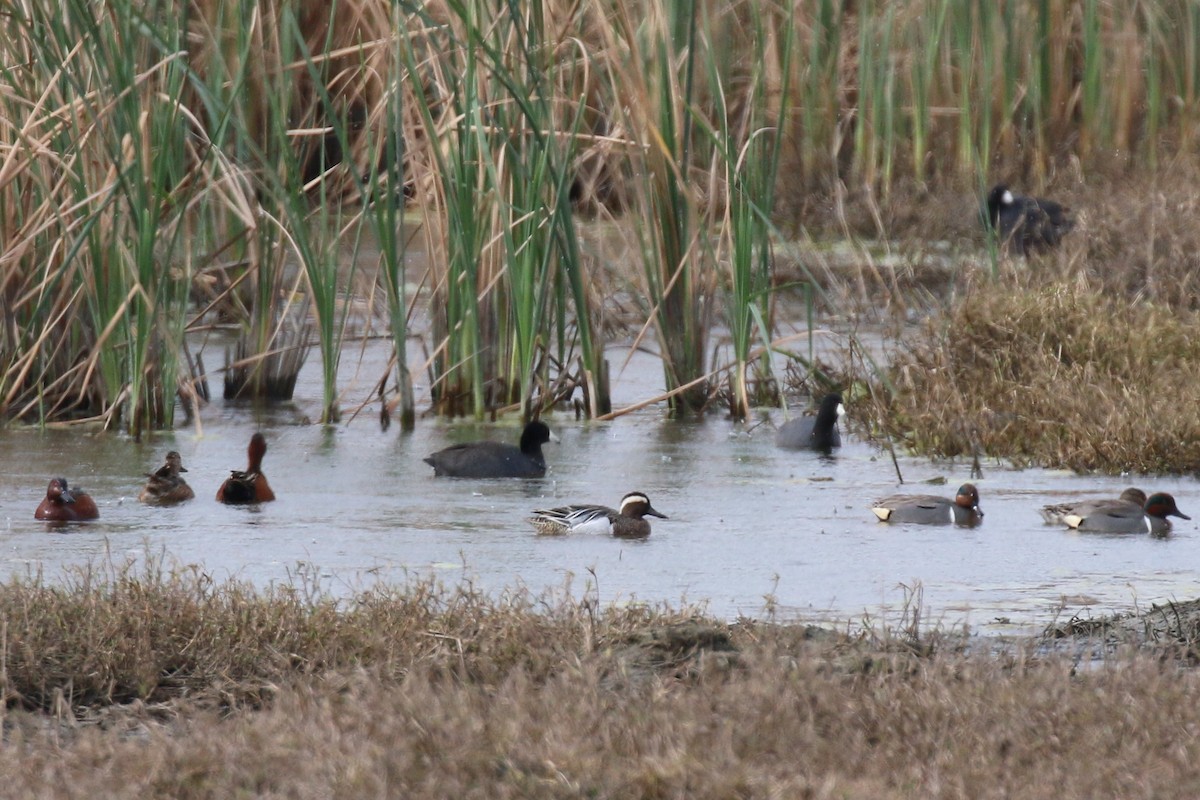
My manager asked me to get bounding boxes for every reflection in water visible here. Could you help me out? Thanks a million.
[0,339,1197,635]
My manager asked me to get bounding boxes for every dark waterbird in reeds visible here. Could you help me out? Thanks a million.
[217,433,276,504]
[1062,492,1190,536]
[528,491,668,538]
[424,420,556,478]
[871,483,983,526]
[776,393,844,452]
[984,184,1075,255]
[35,477,99,522]
[139,451,195,505]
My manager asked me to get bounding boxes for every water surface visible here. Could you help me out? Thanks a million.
[3,342,1197,636]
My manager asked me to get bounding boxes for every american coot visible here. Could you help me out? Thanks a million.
[984,184,1074,255]
[217,433,276,504]
[35,477,100,521]
[528,491,668,538]
[139,451,195,505]
[871,483,983,526]
[776,392,844,452]
[1063,492,1190,536]
[424,420,554,478]
[1039,487,1145,525]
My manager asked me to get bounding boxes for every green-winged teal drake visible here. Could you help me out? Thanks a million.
[35,477,99,522]
[871,483,983,526]
[776,392,844,452]
[1040,487,1146,525]
[139,451,195,505]
[528,491,667,538]
[425,420,555,478]
[1063,492,1190,536]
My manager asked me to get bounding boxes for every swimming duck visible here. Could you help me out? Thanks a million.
[424,420,555,478]
[984,184,1075,255]
[35,477,99,522]
[216,433,275,504]
[1039,487,1146,526]
[871,483,983,526]
[1063,492,1190,536]
[528,491,668,538]
[139,451,195,505]
[776,392,844,452]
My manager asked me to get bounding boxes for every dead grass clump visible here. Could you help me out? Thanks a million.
[7,631,1200,797]
[0,560,714,714]
[10,563,1200,797]
[869,280,1200,473]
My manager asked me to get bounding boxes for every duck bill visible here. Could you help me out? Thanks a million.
[61,489,76,504]
[646,507,668,519]
[1173,510,1192,520]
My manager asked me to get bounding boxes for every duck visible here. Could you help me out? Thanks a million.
[35,477,99,522]
[776,392,845,452]
[139,450,195,505]
[1063,492,1190,536]
[1039,487,1146,525]
[424,420,555,478]
[871,483,983,526]
[528,491,668,538]
[216,432,276,504]
[984,184,1075,255]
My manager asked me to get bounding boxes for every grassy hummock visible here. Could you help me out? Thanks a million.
[868,277,1200,474]
[3,562,1200,797]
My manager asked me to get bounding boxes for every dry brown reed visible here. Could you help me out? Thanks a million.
[824,168,1200,474]
[864,274,1200,473]
[4,563,1200,797]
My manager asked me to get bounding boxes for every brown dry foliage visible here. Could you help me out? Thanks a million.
[3,567,1200,797]
[823,170,1200,473]
[869,279,1200,473]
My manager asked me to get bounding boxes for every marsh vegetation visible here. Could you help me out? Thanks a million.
[5,0,1200,457]
[4,562,1200,798]
[9,2,1200,790]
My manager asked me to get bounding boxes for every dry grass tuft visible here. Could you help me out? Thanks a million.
[824,170,1200,474]
[3,564,1200,797]
[867,277,1200,473]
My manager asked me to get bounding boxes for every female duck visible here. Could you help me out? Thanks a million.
[217,433,275,504]
[529,491,668,539]
[424,420,555,478]
[1063,492,1190,536]
[871,483,983,526]
[139,451,195,505]
[1040,487,1146,526]
[776,392,844,453]
[35,477,99,522]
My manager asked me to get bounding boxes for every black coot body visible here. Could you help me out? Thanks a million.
[424,420,554,478]
[984,184,1074,255]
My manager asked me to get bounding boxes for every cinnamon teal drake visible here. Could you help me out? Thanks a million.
[776,392,844,453]
[1040,487,1146,526]
[984,184,1075,256]
[216,433,275,504]
[528,491,668,538]
[139,450,195,505]
[35,477,99,522]
[424,420,555,478]
[871,483,983,526]
[1062,492,1190,536]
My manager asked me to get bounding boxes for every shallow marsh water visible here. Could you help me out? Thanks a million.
[2,339,1198,637]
